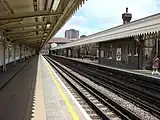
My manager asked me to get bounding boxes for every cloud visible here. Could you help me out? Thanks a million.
[55,0,160,37]
[82,0,159,20]
[55,15,101,37]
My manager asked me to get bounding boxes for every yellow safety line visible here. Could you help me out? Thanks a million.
[43,57,79,120]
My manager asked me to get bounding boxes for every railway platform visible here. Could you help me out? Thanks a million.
[39,55,91,120]
[65,57,155,77]
[0,55,92,120]
[0,56,38,120]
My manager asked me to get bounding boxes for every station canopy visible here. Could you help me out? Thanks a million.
[0,0,86,49]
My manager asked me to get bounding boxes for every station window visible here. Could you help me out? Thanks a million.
[97,49,99,57]
[128,44,132,56]
[134,40,138,56]
[100,50,104,58]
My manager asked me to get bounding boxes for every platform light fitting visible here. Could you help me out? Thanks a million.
[46,24,51,28]
[44,32,48,36]
[52,0,60,11]
[43,37,46,39]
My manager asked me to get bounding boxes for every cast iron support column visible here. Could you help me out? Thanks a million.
[55,50,57,55]
[66,48,68,57]
[70,48,72,57]
[20,44,22,61]
[2,31,7,72]
[137,45,140,69]
[77,47,80,58]
[49,44,51,56]
[158,38,160,56]
[13,44,16,65]
[156,38,159,56]
[98,42,101,64]
[49,50,51,56]
[67,48,72,57]
[24,47,26,60]
[139,38,144,69]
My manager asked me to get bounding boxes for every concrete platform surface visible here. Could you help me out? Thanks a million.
[59,56,158,78]
[40,55,92,120]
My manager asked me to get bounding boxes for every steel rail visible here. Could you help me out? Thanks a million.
[45,56,141,120]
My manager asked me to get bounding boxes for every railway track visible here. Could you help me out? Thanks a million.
[69,64,160,112]
[45,56,141,120]
[50,55,160,119]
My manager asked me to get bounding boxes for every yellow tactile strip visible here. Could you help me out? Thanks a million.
[42,56,79,120]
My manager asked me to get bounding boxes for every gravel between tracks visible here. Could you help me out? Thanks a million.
[63,65,159,120]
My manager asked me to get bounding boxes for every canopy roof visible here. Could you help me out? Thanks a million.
[0,0,86,49]
[52,12,160,50]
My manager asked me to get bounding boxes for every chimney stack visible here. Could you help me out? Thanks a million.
[122,7,132,24]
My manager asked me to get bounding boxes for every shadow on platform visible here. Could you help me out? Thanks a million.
[0,56,38,120]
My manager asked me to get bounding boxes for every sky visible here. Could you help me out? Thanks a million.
[55,0,160,37]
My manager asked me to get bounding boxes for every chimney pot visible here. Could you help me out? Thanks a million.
[126,7,128,13]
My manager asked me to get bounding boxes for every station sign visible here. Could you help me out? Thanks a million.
[116,48,121,61]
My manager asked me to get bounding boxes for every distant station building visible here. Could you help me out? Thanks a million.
[41,37,70,55]
[48,37,70,46]
[65,29,79,39]
[40,44,50,55]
